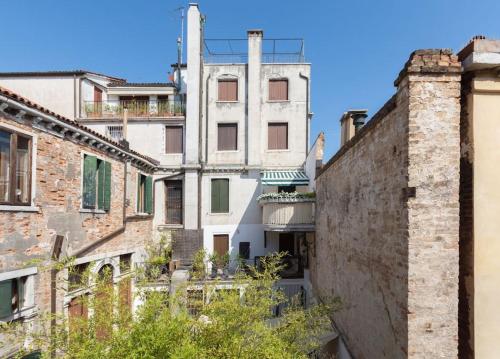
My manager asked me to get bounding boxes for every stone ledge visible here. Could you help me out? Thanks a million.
[394,49,461,86]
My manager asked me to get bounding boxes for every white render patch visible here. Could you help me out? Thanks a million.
[462,52,500,70]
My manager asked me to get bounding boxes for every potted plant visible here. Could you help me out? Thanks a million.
[209,253,219,278]
[220,252,230,279]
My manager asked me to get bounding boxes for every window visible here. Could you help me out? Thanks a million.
[137,173,153,214]
[0,277,27,319]
[68,263,89,291]
[239,242,250,260]
[165,126,183,154]
[269,79,288,101]
[218,79,238,101]
[106,125,123,141]
[211,179,229,213]
[166,180,183,224]
[268,123,288,150]
[0,129,31,205]
[278,185,296,193]
[82,155,111,211]
[120,254,132,273]
[217,124,237,151]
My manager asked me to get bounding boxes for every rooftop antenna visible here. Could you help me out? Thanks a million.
[173,6,185,91]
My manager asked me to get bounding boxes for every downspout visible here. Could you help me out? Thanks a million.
[73,74,77,120]
[299,72,310,154]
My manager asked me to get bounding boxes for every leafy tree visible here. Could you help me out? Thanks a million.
[7,253,340,358]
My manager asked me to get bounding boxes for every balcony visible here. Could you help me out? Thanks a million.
[82,100,185,119]
[258,193,315,231]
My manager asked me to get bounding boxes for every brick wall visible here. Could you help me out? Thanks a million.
[0,113,153,315]
[313,50,461,358]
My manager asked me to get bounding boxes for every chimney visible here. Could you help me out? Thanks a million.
[340,109,368,146]
[247,29,263,166]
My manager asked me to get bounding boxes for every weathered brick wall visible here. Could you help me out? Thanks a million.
[312,50,460,358]
[0,114,153,314]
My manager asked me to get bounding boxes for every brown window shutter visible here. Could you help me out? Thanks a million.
[217,124,237,151]
[269,79,288,101]
[268,123,288,150]
[94,87,103,103]
[218,80,238,101]
[165,126,183,153]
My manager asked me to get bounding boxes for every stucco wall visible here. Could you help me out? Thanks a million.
[460,72,500,359]
[0,77,76,119]
[312,50,461,359]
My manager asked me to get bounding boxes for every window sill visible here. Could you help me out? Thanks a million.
[267,100,290,103]
[215,150,240,153]
[207,211,232,216]
[216,100,239,104]
[0,305,37,323]
[158,224,184,229]
[0,205,40,213]
[265,149,290,152]
[80,208,107,214]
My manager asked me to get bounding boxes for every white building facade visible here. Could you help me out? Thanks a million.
[0,3,322,275]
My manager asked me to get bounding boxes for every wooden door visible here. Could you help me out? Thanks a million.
[165,180,183,224]
[213,234,229,257]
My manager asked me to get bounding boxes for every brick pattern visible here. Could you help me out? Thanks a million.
[0,113,153,316]
[312,49,461,358]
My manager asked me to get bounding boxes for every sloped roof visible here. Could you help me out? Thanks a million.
[0,70,126,82]
[0,86,159,167]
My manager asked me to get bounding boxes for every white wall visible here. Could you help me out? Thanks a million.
[0,76,76,119]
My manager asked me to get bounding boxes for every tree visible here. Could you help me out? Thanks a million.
[8,253,340,358]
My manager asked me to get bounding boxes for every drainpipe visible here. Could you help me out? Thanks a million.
[299,72,312,154]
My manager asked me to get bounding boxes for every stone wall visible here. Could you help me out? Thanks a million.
[312,50,461,358]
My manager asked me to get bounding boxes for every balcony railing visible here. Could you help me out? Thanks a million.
[82,100,185,119]
[259,197,315,230]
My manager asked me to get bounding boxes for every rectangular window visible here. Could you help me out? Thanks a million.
[120,254,132,273]
[268,123,288,150]
[0,129,31,205]
[217,124,238,151]
[218,79,238,101]
[211,179,229,213]
[166,180,183,224]
[269,79,288,101]
[165,126,183,154]
[82,155,111,211]
[0,277,27,319]
[239,242,250,260]
[68,263,89,291]
[106,125,123,141]
[137,173,153,214]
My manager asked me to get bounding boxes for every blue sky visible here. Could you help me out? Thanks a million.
[2,0,500,159]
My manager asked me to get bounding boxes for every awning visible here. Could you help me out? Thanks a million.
[261,170,309,186]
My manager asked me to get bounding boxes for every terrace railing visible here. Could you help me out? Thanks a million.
[82,100,185,119]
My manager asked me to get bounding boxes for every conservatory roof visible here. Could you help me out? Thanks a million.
[260,170,309,186]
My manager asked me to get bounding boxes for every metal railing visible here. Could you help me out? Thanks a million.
[82,100,185,119]
[204,38,305,64]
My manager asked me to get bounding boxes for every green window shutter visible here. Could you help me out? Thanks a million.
[97,160,105,210]
[103,161,112,211]
[83,155,97,209]
[0,280,13,318]
[137,175,142,212]
[211,179,229,213]
[145,176,153,214]
[220,179,229,213]
[211,180,219,213]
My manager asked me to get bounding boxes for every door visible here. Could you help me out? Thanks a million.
[93,86,103,116]
[165,180,183,224]
[279,233,295,256]
[213,234,229,257]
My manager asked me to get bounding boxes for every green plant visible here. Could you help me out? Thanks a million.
[219,252,230,268]
[191,249,207,280]
[256,191,316,202]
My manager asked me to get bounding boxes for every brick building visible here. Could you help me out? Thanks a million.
[312,38,500,359]
[0,87,157,356]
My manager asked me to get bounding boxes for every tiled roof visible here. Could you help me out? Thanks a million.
[0,86,159,167]
[108,82,175,88]
[0,70,126,82]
